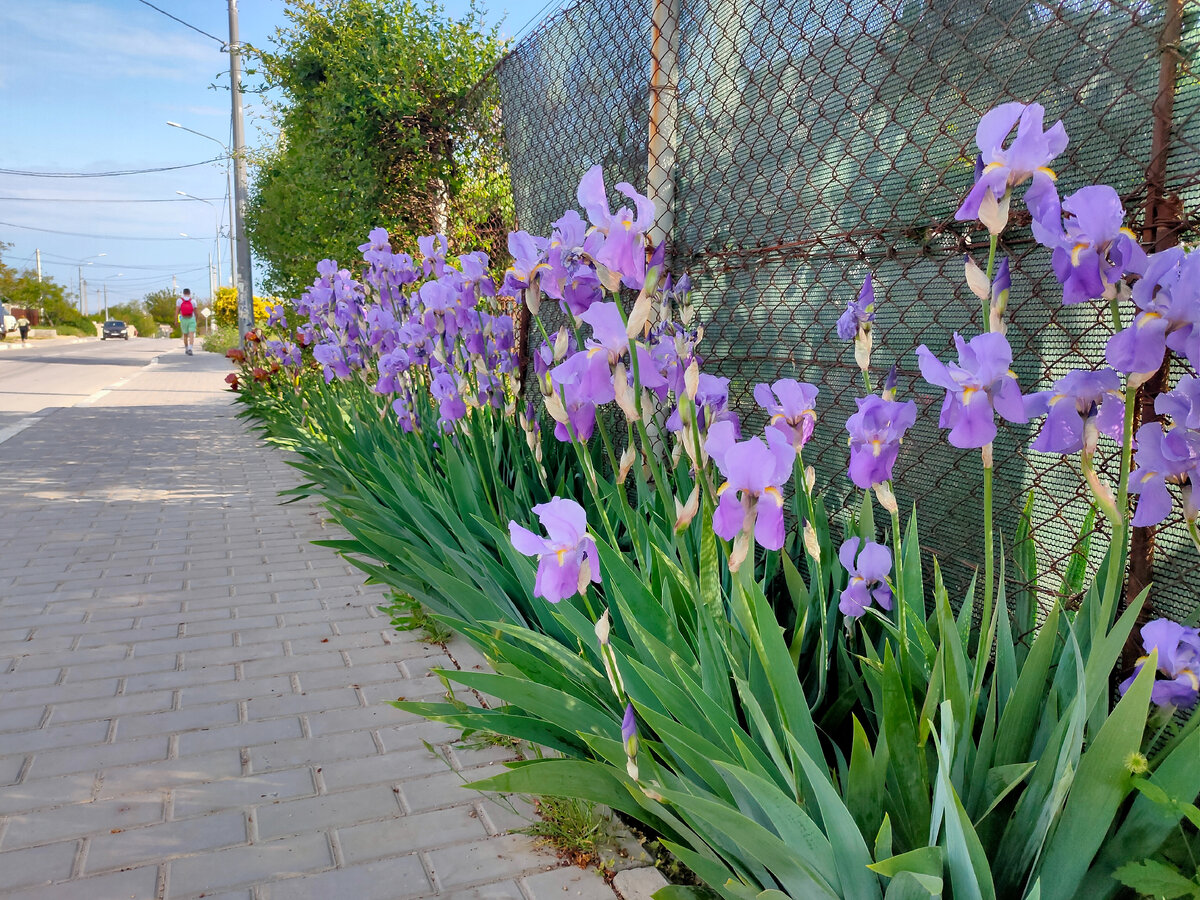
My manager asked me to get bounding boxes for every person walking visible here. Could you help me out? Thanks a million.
[16,315,29,346]
[177,289,198,356]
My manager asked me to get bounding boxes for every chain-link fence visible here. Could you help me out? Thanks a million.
[456,0,1198,621]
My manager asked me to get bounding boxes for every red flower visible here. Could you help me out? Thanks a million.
[224,373,240,390]
[226,348,246,363]
[251,367,270,383]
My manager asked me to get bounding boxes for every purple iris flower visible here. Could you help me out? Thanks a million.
[1025,368,1125,454]
[621,702,639,779]
[576,166,656,289]
[621,703,638,753]
[549,302,667,414]
[837,537,894,620]
[837,276,875,341]
[501,231,549,298]
[313,343,351,383]
[754,379,819,451]
[1127,422,1200,526]
[552,349,616,408]
[955,102,1068,224]
[1157,375,1200,431]
[508,497,602,603]
[650,329,700,396]
[430,371,468,429]
[358,227,393,267]
[418,233,449,278]
[1119,619,1200,710]
[844,395,917,488]
[392,392,417,432]
[533,339,556,382]
[1106,248,1199,375]
[545,356,601,442]
[916,332,1027,448]
[705,421,794,551]
[458,251,496,297]
[1031,185,1148,305]
[543,210,606,316]
[579,302,629,358]
[666,374,738,433]
[266,302,290,329]
[990,256,1011,332]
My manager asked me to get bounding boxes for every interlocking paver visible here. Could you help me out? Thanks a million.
[254,784,402,840]
[167,831,334,894]
[84,808,247,873]
[0,841,80,890]
[338,805,490,866]
[172,769,317,819]
[258,854,430,900]
[0,351,612,900]
[0,792,165,850]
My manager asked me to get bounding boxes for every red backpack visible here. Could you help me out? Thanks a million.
[179,298,195,316]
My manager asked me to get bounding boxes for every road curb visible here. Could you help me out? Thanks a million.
[0,337,94,351]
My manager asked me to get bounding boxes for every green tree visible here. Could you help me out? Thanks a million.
[0,243,85,329]
[143,288,180,326]
[105,302,155,337]
[246,0,508,297]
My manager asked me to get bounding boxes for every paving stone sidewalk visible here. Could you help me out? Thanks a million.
[0,349,619,900]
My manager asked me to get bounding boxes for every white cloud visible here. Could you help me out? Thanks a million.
[0,1,223,85]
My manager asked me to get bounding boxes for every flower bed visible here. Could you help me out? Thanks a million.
[229,103,1200,900]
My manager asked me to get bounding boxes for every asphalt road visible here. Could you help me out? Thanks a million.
[0,337,177,430]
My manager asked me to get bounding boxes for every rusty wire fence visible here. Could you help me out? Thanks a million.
[453,0,1199,622]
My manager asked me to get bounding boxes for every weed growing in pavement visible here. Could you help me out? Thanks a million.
[380,590,453,644]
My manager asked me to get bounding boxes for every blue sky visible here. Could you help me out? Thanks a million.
[0,0,548,313]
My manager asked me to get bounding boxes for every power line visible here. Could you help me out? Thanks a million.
[0,196,225,204]
[39,256,213,272]
[0,221,205,241]
[134,0,226,46]
[0,157,227,178]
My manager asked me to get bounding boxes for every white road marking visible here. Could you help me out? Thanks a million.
[0,414,48,446]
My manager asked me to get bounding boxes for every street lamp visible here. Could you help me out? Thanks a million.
[176,191,224,288]
[167,122,235,289]
[179,232,217,302]
[101,273,124,322]
[77,252,106,315]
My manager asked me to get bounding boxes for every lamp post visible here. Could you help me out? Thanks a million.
[167,122,235,289]
[176,191,223,288]
[179,233,216,301]
[77,252,106,315]
[102,274,124,322]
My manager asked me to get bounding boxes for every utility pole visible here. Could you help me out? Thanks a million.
[228,0,255,345]
[227,169,236,288]
[78,266,84,315]
[103,285,108,321]
[35,249,44,318]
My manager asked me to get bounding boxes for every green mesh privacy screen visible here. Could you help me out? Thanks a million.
[470,0,1199,620]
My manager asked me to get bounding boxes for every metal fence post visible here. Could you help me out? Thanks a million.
[1126,0,1185,613]
[648,0,680,252]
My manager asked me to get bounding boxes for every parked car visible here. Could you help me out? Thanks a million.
[0,304,11,338]
[101,320,129,340]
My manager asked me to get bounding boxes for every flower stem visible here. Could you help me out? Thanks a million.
[889,500,908,675]
[983,233,999,332]
[1100,384,1138,629]
[981,445,995,658]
